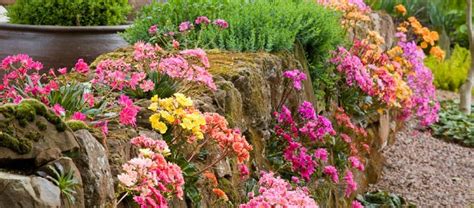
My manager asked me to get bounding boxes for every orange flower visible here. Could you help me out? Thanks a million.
[420,41,428,49]
[212,188,229,201]
[395,4,407,16]
[203,171,218,187]
[430,46,445,61]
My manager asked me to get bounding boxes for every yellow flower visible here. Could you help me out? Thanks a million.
[174,93,193,107]
[159,110,175,123]
[148,102,159,112]
[139,148,154,157]
[151,95,159,102]
[150,113,168,134]
[159,98,175,111]
[395,4,407,16]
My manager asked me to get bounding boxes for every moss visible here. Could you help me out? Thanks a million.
[0,131,32,154]
[36,121,48,131]
[15,101,36,122]
[18,119,28,127]
[66,120,89,131]
[0,104,17,118]
[21,99,48,116]
[55,122,67,132]
[25,130,42,142]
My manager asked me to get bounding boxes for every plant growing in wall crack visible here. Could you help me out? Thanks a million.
[36,162,80,207]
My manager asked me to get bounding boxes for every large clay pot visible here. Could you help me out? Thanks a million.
[0,0,15,5]
[0,23,129,71]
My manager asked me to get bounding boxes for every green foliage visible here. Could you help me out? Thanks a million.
[7,0,131,26]
[356,190,416,208]
[37,162,80,206]
[431,100,474,147]
[425,45,470,92]
[125,71,177,99]
[123,0,345,67]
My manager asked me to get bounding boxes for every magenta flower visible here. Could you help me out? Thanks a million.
[195,16,211,25]
[213,19,229,29]
[314,148,328,162]
[179,21,192,32]
[239,164,250,177]
[298,101,316,120]
[352,200,364,208]
[71,112,86,121]
[118,95,140,127]
[344,170,357,197]
[348,156,365,171]
[74,59,89,74]
[83,93,94,107]
[283,69,307,90]
[323,166,339,183]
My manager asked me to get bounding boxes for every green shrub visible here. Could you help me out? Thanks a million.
[356,190,416,208]
[431,100,474,147]
[7,0,131,26]
[123,0,345,67]
[425,45,470,92]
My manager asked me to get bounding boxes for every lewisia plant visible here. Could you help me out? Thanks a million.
[117,136,184,208]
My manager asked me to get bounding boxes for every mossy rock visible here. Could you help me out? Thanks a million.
[0,131,32,154]
[66,120,90,131]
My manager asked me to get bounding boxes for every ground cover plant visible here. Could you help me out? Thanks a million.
[431,100,474,147]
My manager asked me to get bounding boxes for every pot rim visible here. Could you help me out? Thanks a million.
[0,23,130,33]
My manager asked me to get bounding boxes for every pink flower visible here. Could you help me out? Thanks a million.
[213,19,229,29]
[139,80,155,92]
[74,59,89,74]
[344,170,357,197]
[348,156,365,171]
[352,200,364,208]
[323,166,339,183]
[340,133,352,143]
[283,69,307,90]
[148,24,158,35]
[195,16,210,25]
[52,104,65,116]
[58,67,67,74]
[239,164,250,177]
[118,95,140,127]
[71,112,86,121]
[314,148,328,162]
[179,21,192,32]
[172,39,180,49]
[83,93,94,107]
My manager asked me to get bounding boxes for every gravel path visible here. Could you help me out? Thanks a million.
[370,121,474,207]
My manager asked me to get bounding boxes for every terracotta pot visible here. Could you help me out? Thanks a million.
[0,0,15,5]
[0,23,129,72]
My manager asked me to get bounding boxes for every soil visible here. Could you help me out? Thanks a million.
[370,91,474,207]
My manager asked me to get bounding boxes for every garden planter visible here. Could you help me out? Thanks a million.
[0,23,129,72]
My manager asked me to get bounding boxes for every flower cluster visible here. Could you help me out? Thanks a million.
[397,16,444,60]
[149,93,206,142]
[239,172,318,208]
[274,102,336,181]
[118,136,184,208]
[283,69,307,91]
[202,112,252,163]
[316,0,371,28]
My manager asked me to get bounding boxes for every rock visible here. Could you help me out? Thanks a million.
[73,130,114,208]
[0,100,79,166]
[0,172,61,208]
[38,157,85,208]
[35,148,62,167]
